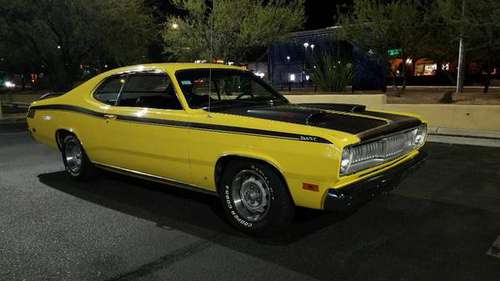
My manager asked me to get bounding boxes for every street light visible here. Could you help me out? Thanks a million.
[57,45,61,49]
[303,42,310,86]
[285,55,291,91]
[171,22,179,29]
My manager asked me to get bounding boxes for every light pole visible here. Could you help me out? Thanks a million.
[456,0,466,94]
[309,44,316,88]
[303,42,310,87]
[286,56,291,91]
[303,42,309,69]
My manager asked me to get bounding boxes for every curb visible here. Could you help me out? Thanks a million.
[428,127,500,140]
[427,127,500,147]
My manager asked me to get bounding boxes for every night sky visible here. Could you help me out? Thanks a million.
[304,0,351,29]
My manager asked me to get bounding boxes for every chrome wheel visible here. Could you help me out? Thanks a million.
[231,170,271,222]
[64,138,83,174]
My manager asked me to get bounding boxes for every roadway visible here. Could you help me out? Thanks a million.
[1,127,499,281]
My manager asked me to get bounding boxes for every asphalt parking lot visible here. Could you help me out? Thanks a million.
[1,127,499,281]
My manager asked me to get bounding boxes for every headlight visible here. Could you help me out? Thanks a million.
[413,124,427,146]
[340,124,427,176]
[340,147,352,175]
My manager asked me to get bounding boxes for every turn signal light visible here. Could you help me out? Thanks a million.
[302,183,319,192]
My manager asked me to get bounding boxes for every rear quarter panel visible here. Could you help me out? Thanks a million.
[27,74,108,156]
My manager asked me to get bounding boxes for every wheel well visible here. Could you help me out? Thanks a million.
[55,129,74,151]
[214,155,290,195]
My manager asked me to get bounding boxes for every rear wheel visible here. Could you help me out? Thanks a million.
[219,160,294,235]
[61,134,96,180]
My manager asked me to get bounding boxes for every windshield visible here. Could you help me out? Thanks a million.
[175,68,288,109]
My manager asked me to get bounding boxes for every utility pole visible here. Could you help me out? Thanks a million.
[456,0,466,93]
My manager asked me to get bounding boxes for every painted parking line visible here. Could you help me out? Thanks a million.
[486,236,500,259]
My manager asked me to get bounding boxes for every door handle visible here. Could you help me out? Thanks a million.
[103,114,117,120]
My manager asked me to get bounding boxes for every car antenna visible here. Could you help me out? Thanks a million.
[207,0,214,117]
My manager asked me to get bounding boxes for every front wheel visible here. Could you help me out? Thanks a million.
[61,134,97,180]
[219,160,295,235]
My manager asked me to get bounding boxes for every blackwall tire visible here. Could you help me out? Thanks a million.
[61,134,97,180]
[219,160,295,236]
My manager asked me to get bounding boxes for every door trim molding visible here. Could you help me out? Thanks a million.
[92,161,218,196]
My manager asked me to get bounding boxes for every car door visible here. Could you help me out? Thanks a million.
[87,74,127,162]
[100,72,192,183]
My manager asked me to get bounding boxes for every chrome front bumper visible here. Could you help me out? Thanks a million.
[324,151,427,211]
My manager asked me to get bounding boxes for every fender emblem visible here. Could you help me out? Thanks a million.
[300,136,317,142]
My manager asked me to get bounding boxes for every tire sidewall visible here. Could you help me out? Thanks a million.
[61,135,86,178]
[219,161,291,234]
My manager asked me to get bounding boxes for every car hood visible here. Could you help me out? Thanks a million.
[213,103,422,141]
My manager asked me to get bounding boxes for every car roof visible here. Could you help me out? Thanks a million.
[103,63,245,76]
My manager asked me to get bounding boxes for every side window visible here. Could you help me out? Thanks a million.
[118,74,182,110]
[94,76,125,105]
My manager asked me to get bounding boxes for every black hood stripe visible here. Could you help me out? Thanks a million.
[211,103,422,142]
[213,104,389,134]
[29,104,332,144]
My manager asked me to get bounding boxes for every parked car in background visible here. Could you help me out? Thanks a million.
[27,63,427,235]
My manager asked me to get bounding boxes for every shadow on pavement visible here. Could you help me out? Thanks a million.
[38,162,500,281]
[38,171,352,244]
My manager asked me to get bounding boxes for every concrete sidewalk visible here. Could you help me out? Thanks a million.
[428,127,500,147]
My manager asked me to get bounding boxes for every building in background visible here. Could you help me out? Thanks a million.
[268,27,499,91]
[268,27,385,91]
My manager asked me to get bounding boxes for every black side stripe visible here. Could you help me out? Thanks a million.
[31,104,106,118]
[31,104,332,144]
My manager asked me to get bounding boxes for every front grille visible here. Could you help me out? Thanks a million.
[351,130,414,165]
[341,125,427,175]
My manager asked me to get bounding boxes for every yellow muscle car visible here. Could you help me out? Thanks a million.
[27,63,426,235]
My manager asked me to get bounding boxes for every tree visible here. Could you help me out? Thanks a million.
[435,0,500,93]
[162,0,304,63]
[0,0,154,90]
[419,1,459,86]
[337,0,432,94]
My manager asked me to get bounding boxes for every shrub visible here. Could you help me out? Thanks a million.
[310,51,353,92]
